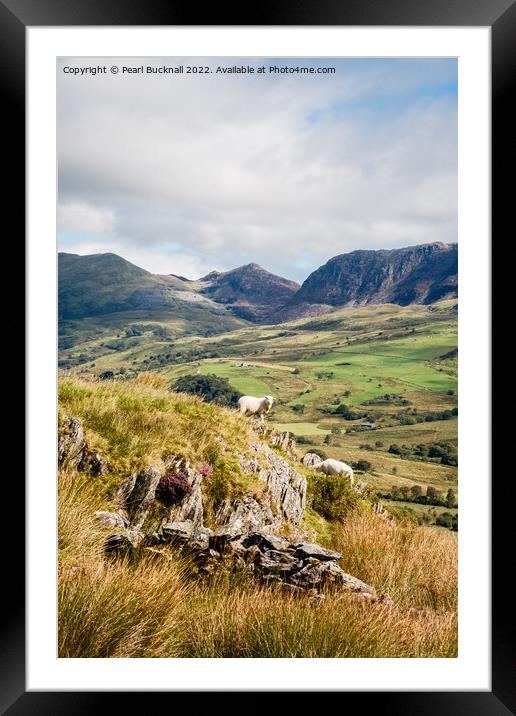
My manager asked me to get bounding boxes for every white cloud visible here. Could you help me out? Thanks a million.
[57,58,457,281]
[58,201,115,235]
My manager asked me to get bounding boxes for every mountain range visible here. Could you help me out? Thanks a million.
[59,242,457,329]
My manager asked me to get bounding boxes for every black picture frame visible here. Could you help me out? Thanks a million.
[6,0,508,711]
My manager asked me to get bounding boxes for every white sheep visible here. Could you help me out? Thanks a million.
[237,395,274,424]
[316,458,354,485]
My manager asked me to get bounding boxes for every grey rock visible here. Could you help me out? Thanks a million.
[268,429,297,457]
[302,452,323,468]
[262,549,299,565]
[190,526,214,550]
[258,553,303,575]
[165,457,204,527]
[161,521,194,543]
[293,542,342,561]
[231,445,307,531]
[58,417,109,476]
[215,493,279,534]
[239,456,260,475]
[58,418,85,469]
[104,530,143,558]
[337,570,376,595]
[242,531,291,552]
[79,450,109,476]
[209,526,243,552]
[94,511,128,529]
[258,446,307,526]
[116,466,161,529]
[291,561,375,594]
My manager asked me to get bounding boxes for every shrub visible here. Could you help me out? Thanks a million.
[333,403,364,420]
[353,459,372,472]
[307,448,328,460]
[155,470,192,507]
[308,471,360,521]
[173,374,241,407]
[436,512,454,529]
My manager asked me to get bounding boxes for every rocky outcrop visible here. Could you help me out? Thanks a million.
[214,493,279,533]
[292,543,342,561]
[58,417,108,476]
[80,419,376,598]
[163,456,204,527]
[95,511,128,529]
[139,526,375,596]
[58,418,85,469]
[267,428,297,458]
[104,529,144,558]
[116,466,161,529]
[78,450,108,477]
[213,432,306,535]
[275,242,458,322]
[257,445,306,526]
[302,452,323,468]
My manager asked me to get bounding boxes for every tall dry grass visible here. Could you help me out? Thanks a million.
[59,474,457,658]
[333,510,458,612]
[58,472,191,658]
[180,576,457,658]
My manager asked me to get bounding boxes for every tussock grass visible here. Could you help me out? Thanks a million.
[334,510,458,612]
[58,472,191,658]
[58,473,457,658]
[179,575,457,658]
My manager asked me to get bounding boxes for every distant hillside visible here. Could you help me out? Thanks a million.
[199,263,300,321]
[59,253,298,325]
[58,253,250,348]
[274,243,457,322]
[58,252,185,320]
[59,243,458,334]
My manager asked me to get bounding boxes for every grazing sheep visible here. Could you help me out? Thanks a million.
[237,395,274,424]
[316,458,354,485]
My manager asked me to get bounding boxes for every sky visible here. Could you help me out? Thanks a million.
[57,57,457,283]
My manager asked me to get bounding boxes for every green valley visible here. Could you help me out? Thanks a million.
[60,300,458,529]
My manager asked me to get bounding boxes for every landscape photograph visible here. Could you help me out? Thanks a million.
[58,56,458,659]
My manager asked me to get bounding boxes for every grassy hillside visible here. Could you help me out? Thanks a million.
[58,375,457,658]
[58,374,265,521]
[62,300,458,529]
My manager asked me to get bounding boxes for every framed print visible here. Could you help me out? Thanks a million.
[4,0,510,710]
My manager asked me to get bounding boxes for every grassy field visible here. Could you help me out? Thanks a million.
[60,300,458,528]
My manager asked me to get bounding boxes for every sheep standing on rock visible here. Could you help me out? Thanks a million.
[316,458,354,486]
[237,395,274,424]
